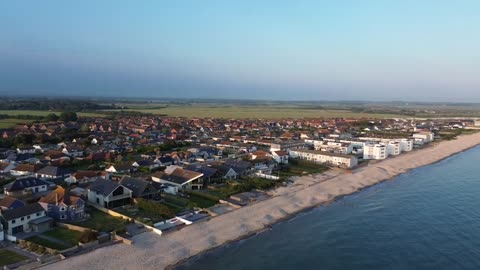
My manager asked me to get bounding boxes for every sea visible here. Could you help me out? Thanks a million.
[176,146,480,270]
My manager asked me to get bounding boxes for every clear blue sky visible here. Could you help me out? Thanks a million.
[1,1,479,101]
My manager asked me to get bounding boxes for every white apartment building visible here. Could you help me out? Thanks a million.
[397,139,413,152]
[314,141,353,155]
[363,144,387,160]
[289,149,358,169]
[382,141,401,156]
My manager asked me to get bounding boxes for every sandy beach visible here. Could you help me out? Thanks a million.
[40,132,480,270]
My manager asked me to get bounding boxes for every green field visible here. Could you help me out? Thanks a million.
[0,248,29,266]
[0,118,34,128]
[105,104,407,119]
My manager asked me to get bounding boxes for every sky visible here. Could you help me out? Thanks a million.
[0,0,479,101]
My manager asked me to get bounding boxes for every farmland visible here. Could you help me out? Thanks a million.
[105,104,408,119]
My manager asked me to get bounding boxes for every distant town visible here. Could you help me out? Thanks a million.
[0,99,479,268]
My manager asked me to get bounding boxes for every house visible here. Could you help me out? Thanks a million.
[272,151,289,164]
[87,179,133,208]
[151,168,204,194]
[289,149,358,169]
[186,164,218,182]
[4,177,49,198]
[105,162,133,174]
[64,170,99,185]
[119,176,159,199]
[16,147,36,154]
[35,166,71,179]
[39,186,86,221]
[61,146,84,157]
[9,164,41,177]
[223,159,253,176]
[1,202,53,235]
[132,159,159,170]
[154,156,175,166]
[0,161,15,174]
[0,197,26,211]
[212,164,238,180]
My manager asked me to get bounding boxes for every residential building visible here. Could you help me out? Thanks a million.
[4,177,49,198]
[87,179,133,208]
[1,202,53,235]
[289,149,358,168]
[39,186,86,221]
[363,144,387,160]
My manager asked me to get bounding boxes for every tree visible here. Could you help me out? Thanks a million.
[59,111,78,122]
[44,113,59,122]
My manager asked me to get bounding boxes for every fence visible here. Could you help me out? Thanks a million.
[254,172,280,180]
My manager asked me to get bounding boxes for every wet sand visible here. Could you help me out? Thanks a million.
[40,132,480,270]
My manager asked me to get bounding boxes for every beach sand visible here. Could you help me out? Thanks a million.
[40,132,480,270]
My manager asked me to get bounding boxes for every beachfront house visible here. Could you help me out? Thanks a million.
[288,149,358,169]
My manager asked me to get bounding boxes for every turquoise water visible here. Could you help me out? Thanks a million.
[176,146,480,270]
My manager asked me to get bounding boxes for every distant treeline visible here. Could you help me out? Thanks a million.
[0,99,115,111]
[0,114,44,120]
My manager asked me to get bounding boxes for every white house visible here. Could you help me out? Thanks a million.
[1,203,52,235]
[151,168,204,194]
[87,179,132,208]
[363,144,387,160]
[288,149,358,169]
[272,151,289,164]
[413,132,434,143]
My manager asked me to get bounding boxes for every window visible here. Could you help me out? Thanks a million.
[36,213,40,216]
[21,217,24,221]
[60,207,66,211]
[11,219,16,224]
[60,215,66,220]
[27,215,30,219]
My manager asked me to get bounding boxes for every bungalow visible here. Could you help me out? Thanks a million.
[87,179,133,208]
[223,159,253,176]
[4,177,49,198]
[0,197,26,211]
[154,155,175,166]
[119,176,159,199]
[132,159,159,170]
[1,202,53,235]
[151,168,204,194]
[35,166,71,179]
[64,170,99,185]
[0,161,15,174]
[10,163,41,177]
[16,147,36,154]
[39,186,86,221]
[61,146,85,157]
[105,162,134,174]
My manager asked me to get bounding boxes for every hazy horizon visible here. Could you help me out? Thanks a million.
[1,1,479,102]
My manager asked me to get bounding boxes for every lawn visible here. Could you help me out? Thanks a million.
[26,236,70,250]
[279,159,329,178]
[70,208,126,232]
[43,228,83,246]
[103,104,407,119]
[0,248,29,266]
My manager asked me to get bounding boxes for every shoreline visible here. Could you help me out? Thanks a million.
[40,132,480,270]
